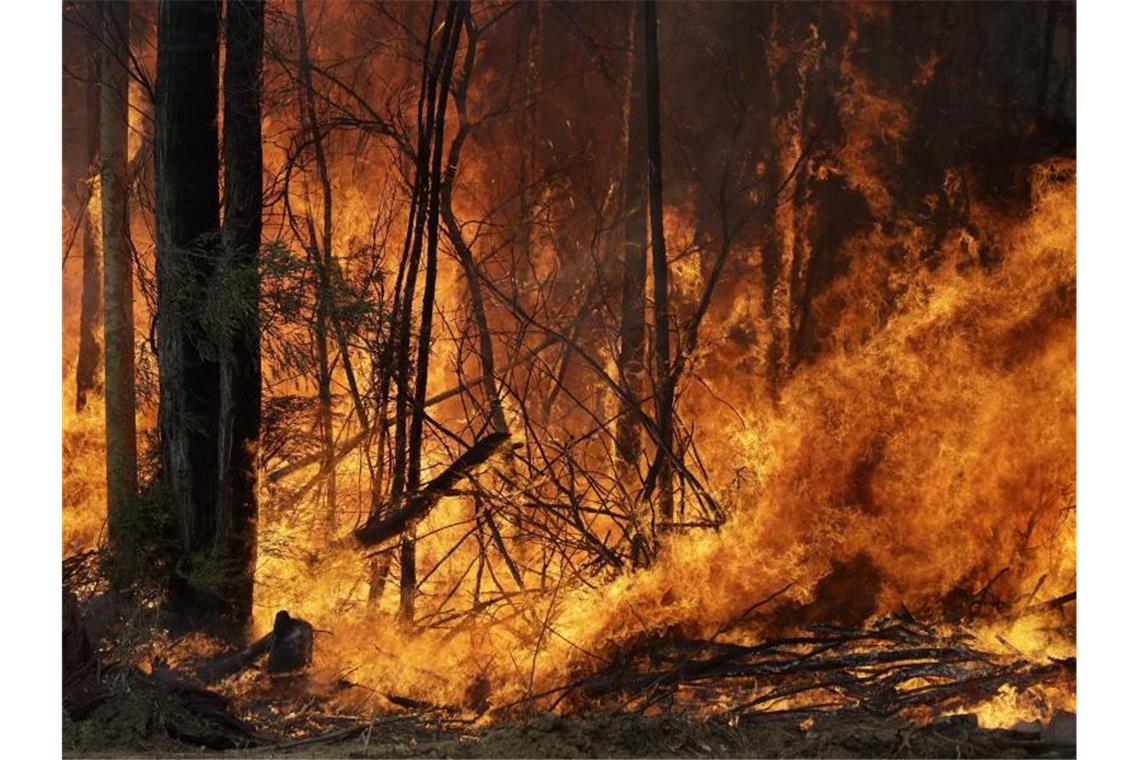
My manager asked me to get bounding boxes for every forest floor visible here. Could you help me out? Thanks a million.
[62,573,1077,759]
[64,707,1076,758]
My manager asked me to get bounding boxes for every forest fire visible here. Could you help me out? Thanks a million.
[61,0,1076,756]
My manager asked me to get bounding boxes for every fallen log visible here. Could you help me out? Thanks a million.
[195,631,273,682]
[353,432,514,548]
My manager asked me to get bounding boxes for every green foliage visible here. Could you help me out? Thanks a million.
[100,469,245,606]
[158,230,259,365]
[178,551,239,602]
[259,239,391,383]
[102,480,174,596]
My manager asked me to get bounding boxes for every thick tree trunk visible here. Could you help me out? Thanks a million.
[155,0,223,620]
[643,0,674,525]
[76,5,103,414]
[219,0,264,630]
[615,4,648,481]
[101,0,138,550]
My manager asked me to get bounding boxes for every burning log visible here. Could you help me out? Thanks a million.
[353,432,514,548]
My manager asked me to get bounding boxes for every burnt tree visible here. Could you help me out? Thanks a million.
[76,0,102,413]
[403,0,466,622]
[364,0,467,622]
[156,0,259,632]
[643,0,675,525]
[615,2,648,487]
[219,0,264,628]
[101,0,138,549]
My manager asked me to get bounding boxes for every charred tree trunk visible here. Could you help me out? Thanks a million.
[155,0,225,622]
[294,0,337,535]
[101,0,138,550]
[402,0,466,623]
[391,37,435,624]
[516,0,542,295]
[759,11,799,397]
[615,4,648,482]
[643,0,674,525]
[76,4,103,414]
[219,0,264,629]
[442,15,507,438]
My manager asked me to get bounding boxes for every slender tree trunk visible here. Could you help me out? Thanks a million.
[366,2,423,609]
[219,0,264,631]
[368,549,393,604]
[615,4,648,481]
[155,0,222,620]
[443,196,508,436]
[401,0,466,623]
[77,5,103,413]
[442,20,507,437]
[314,282,337,533]
[516,0,542,296]
[101,0,138,551]
[294,0,339,535]
[760,6,810,396]
[393,55,437,625]
[643,0,674,525]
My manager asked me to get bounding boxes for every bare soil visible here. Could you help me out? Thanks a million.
[65,708,1076,759]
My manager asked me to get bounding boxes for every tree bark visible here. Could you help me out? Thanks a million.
[615,3,648,480]
[155,0,223,620]
[101,0,138,550]
[76,3,103,413]
[404,0,465,623]
[390,2,447,621]
[219,0,264,630]
[643,0,674,525]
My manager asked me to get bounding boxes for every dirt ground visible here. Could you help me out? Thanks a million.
[64,707,1076,759]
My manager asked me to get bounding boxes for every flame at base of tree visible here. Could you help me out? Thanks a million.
[234,160,1075,725]
[61,0,1075,735]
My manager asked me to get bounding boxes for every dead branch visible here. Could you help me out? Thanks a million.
[353,432,514,547]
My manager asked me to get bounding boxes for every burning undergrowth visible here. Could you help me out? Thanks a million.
[63,160,1075,748]
[233,160,1075,724]
[62,1,1075,753]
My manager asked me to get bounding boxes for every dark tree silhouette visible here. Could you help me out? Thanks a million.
[219,0,264,630]
[101,0,138,550]
[75,0,102,414]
